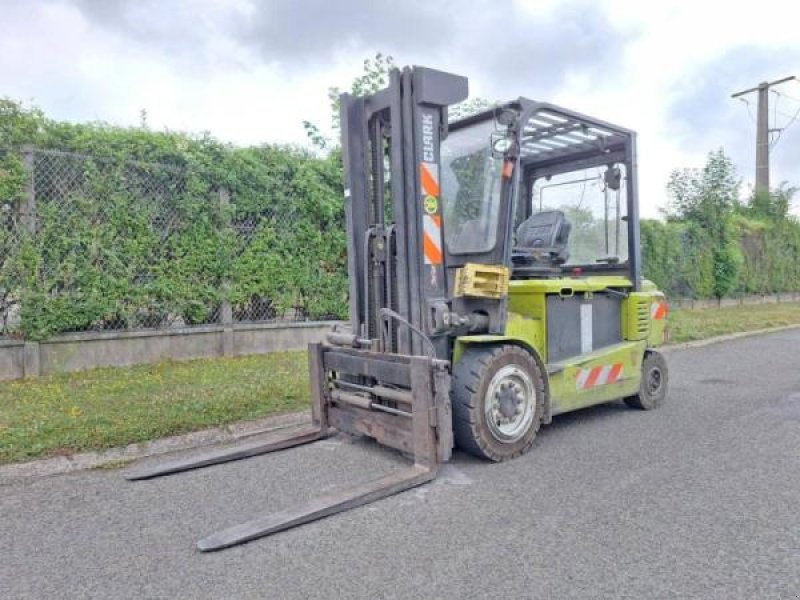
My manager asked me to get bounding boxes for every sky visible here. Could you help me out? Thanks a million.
[1,0,799,217]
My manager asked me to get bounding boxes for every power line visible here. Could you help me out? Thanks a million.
[774,89,779,131]
[738,97,757,124]
[772,89,800,105]
[767,89,800,149]
[770,93,781,149]
[771,104,800,149]
[775,108,799,119]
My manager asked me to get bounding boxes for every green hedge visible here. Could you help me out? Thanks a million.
[641,215,800,298]
[0,99,348,340]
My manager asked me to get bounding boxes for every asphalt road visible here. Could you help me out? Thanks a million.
[3,330,800,599]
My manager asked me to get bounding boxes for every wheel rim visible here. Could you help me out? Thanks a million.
[645,365,663,396]
[484,364,537,443]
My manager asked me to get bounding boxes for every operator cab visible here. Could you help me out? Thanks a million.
[441,99,640,288]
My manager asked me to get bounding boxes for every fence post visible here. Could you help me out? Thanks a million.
[20,145,37,235]
[218,188,234,357]
[16,146,37,355]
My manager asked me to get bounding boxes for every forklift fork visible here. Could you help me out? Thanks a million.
[125,342,452,552]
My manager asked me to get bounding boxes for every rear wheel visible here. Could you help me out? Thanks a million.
[451,345,545,462]
[624,350,668,410]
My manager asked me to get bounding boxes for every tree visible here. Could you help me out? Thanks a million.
[667,149,740,232]
[747,182,796,221]
[666,149,742,298]
[303,54,492,150]
[303,53,396,150]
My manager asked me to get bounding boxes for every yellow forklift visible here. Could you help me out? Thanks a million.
[127,65,668,551]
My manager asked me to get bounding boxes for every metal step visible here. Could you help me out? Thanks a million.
[124,425,327,481]
[197,464,434,551]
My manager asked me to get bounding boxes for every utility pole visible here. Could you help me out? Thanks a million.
[732,75,797,195]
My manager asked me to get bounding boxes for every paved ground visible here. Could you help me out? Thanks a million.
[3,330,800,599]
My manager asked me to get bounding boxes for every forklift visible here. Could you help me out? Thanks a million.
[126,65,669,551]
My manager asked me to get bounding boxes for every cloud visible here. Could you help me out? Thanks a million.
[46,0,642,160]
[239,0,451,67]
[66,0,637,95]
[68,0,254,73]
[457,0,640,99]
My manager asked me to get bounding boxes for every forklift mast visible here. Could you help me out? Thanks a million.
[340,66,511,359]
[340,66,465,358]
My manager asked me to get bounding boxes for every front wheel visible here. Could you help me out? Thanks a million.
[451,345,545,462]
[624,350,669,410]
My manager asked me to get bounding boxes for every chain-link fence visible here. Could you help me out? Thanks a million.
[0,147,24,337]
[0,147,347,340]
[230,202,304,323]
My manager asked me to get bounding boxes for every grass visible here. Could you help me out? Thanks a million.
[0,352,310,465]
[3,302,800,465]
[668,302,800,343]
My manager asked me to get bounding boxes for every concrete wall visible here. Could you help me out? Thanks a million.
[0,339,24,381]
[233,322,338,355]
[669,292,800,310]
[0,321,338,382]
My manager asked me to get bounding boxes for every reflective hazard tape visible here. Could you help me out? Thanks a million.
[651,301,667,320]
[420,161,440,197]
[575,363,623,391]
[423,214,443,265]
[420,162,442,265]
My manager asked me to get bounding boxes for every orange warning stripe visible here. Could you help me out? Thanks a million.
[420,163,440,197]
[607,363,623,383]
[584,366,602,388]
[576,363,624,390]
[423,232,443,264]
[423,214,443,265]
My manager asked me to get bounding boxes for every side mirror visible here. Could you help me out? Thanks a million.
[492,136,512,155]
[604,166,622,191]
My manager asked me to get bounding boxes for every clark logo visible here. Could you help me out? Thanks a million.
[421,113,434,162]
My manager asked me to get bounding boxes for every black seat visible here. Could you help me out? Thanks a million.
[513,210,571,266]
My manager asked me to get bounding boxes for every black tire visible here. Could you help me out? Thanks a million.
[624,350,668,410]
[451,345,545,462]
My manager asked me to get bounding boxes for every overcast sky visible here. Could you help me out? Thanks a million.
[2,0,799,216]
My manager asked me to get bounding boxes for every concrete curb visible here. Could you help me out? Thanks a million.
[0,410,311,484]
[661,323,800,353]
[5,323,799,482]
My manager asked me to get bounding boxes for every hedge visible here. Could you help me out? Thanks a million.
[0,99,348,340]
[641,215,800,298]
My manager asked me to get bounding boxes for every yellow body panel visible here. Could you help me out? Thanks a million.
[454,276,666,416]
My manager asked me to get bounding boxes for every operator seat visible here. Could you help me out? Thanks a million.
[514,210,571,265]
